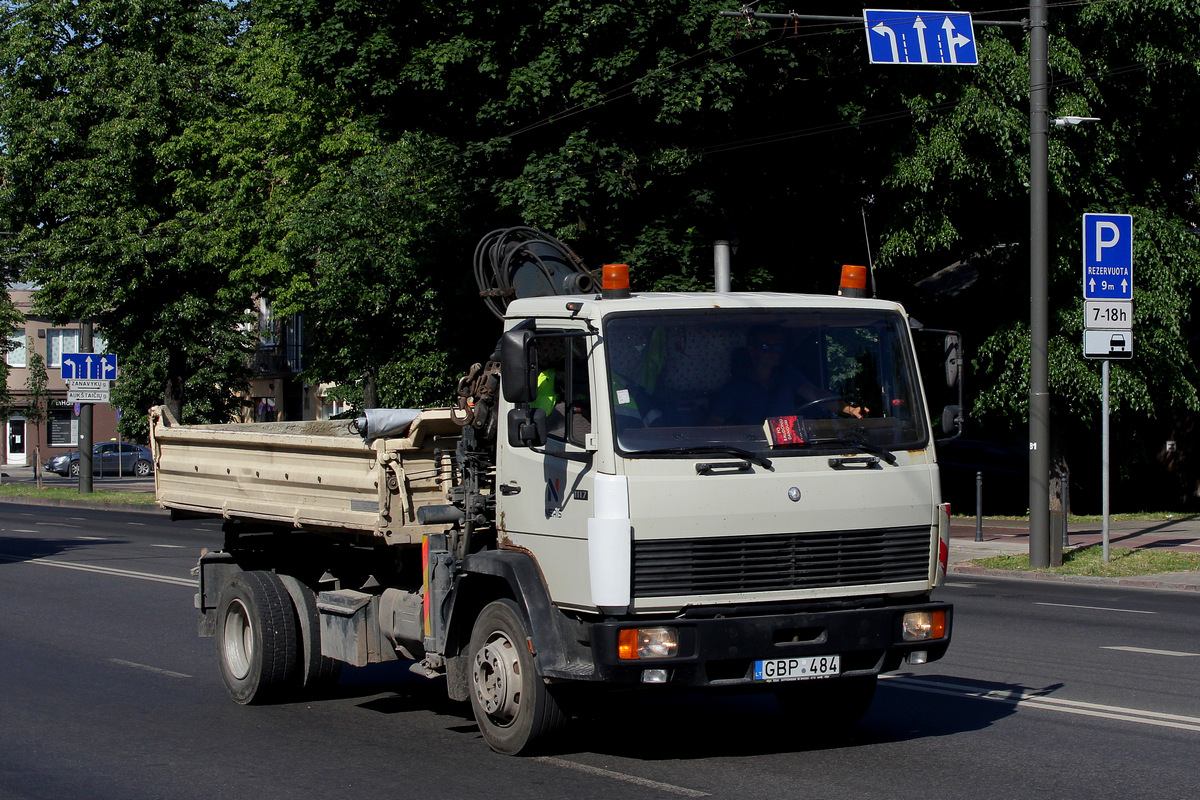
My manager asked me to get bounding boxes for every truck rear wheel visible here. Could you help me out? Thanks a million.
[774,675,878,728]
[468,599,567,755]
[216,570,299,704]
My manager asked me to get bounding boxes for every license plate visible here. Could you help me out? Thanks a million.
[754,655,840,682]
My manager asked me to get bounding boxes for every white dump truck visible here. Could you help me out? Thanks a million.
[153,260,960,755]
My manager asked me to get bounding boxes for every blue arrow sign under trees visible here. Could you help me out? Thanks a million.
[60,352,118,380]
[864,9,977,65]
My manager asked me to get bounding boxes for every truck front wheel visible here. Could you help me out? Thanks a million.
[468,599,567,755]
[216,570,299,704]
[774,675,878,728]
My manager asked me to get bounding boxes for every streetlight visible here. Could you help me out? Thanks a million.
[1053,116,1100,127]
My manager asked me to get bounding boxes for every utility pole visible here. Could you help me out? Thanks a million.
[79,321,93,494]
[1028,0,1051,568]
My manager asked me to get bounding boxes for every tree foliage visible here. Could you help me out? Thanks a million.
[4,1,1200,507]
[276,134,464,407]
[0,0,256,431]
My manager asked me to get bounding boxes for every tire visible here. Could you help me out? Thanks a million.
[774,675,878,728]
[69,461,80,478]
[278,575,342,695]
[134,459,152,477]
[215,570,300,704]
[468,599,567,755]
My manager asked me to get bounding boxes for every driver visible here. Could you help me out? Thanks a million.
[708,328,868,425]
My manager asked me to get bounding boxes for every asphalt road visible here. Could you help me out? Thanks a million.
[2,503,1198,800]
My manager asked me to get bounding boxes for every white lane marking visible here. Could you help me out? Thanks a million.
[945,581,979,588]
[886,675,1200,733]
[76,536,107,541]
[7,529,38,533]
[108,658,193,679]
[1102,646,1200,658]
[535,757,711,797]
[1035,602,1154,615]
[151,544,185,549]
[128,522,146,526]
[0,553,193,587]
[38,522,81,528]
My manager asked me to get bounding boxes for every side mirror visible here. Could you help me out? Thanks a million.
[501,328,539,404]
[507,407,548,448]
[944,333,962,389]
[942,405,963,437]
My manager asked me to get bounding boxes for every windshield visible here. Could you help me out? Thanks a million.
[604,309,928,456]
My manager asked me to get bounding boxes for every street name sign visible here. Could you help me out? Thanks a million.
[61,352,118,380]
[1082,213,1133,300]
[1084,300,1132,330]
[1084,329,1133,360]
[66,379,111,391]
[864,10,977,65]
[67,388,111,403]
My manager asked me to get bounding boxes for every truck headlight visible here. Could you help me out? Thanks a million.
[617,627,679,660]
[902,610,947,641]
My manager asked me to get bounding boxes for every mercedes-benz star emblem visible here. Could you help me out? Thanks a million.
[788,487,801,502]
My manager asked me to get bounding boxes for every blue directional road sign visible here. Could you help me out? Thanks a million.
[1082,213,1133,300]
[61,352,118,380]
[864,9,977,66]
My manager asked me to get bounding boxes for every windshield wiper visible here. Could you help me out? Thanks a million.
[795,437,898,465]
[627,445,774,470]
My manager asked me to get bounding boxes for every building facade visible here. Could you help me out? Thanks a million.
[4,283,119,467]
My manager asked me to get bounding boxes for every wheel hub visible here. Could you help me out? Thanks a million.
[222,598,253,681]
[473,633,522,723]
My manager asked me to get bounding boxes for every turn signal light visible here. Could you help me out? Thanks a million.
[902,610,947,641]
[617,627,679,659]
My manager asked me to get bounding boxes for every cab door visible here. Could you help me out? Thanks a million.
[496,324,597,609]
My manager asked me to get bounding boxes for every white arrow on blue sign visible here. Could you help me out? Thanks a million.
[61,352,118,380]
[1082,213,1133,300]
[864,9,977,66]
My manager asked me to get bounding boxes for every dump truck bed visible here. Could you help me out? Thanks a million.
[149,406,461,544]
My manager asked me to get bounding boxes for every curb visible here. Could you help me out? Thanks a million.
[950,564,1200,593]
[0,495,165,515]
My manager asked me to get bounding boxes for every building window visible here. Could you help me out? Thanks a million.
[47,329,78,367]
[6,329,26,368]
[46,329,108,367]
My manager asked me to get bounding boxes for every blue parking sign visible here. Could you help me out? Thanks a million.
[1082,213,1133,300]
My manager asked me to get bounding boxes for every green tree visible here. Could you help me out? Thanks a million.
[0,0,257,432]
[276,135,464,408]
[22,335,48,487]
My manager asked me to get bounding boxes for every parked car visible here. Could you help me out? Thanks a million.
[44,442,154,477]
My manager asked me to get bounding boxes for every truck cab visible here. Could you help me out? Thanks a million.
[481,289,953,739]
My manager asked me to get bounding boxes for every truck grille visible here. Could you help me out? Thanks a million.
[631,526,932,598]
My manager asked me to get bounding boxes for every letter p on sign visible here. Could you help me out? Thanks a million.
[1094,221,1122,261]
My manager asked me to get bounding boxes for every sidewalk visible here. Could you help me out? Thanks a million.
[0,460,154,493]
[949,517,1200,592]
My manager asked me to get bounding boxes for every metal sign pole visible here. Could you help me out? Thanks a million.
[1102,360,1110,563]
[79,322,93,494]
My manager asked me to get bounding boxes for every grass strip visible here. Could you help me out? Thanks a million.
[0,484,157,506]
[973,544,1200,577]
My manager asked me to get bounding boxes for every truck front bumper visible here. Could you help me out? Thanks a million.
[585,600,951,687]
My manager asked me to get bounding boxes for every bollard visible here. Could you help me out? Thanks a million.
[1060,468,1070,549]
[975,470,984,542]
